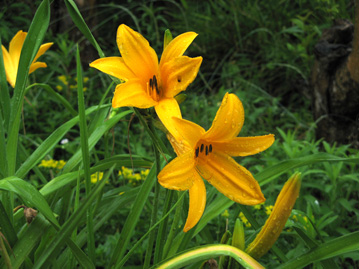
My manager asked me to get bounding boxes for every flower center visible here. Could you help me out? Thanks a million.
[148,75,162,101]
[194,142,213,159]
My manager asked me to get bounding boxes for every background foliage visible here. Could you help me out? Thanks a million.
[0,0,358,268]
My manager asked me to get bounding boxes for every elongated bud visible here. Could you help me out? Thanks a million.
[232,218,245,251]
[246,172,301,259]
[220,230,232,245]
[163,29,173,50]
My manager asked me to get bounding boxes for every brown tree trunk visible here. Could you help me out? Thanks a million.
[311,5,359,148]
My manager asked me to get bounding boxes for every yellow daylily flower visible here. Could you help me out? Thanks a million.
[89,24,202,139]
[158,93,275,232]
[246,172,301,259]
[1,30,53,88]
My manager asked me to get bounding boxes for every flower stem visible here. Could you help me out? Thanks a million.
[143,143,161,268]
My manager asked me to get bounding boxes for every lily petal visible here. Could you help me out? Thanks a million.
[116,24,158,80]
[213,134,275,157]
[33,42,53,62]
[2,45,16,87]
[160,32,198,67]
[197,152,265,205]
[158,151,196,191]
[170,117,205,148]
[9,30,26,67]
[29,61,47,74]
[184,175,206,232]
[90,56,136,81]
[112,79,157,108]
[155,98,182,140]
[161,56,202,98]
[203,93,244,141]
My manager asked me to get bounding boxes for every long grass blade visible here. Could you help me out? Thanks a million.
[64,0,105,57]
[6,0,50,175]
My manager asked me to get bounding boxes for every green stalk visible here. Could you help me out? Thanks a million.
[154,189,174,264]
[143,143,161,268]
[116,193,186,268]
[162,191,184,259]
[76,45,95,261]
[133,108,169,155]
[0,36,11,130]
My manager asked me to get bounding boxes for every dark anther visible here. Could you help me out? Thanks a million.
[209,144,213,153]
[149,78,153,88]
[177,77,181,83]
[205,145,209,155]
[153,75,160,95]
[200,144,204,152]
[195,147,199,158]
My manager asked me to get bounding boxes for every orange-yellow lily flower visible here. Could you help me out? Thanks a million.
[90,24,202,139]
[246,172,301,259]
[1,30,53,88]
[158,93,275,232]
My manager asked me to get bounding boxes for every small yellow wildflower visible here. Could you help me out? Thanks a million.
[56,85,63,91]
[254,204,263,210]
[38,159,66,169]
[265,205,274,215]
[58,75,68,85]
[91,172,104,184]
[239,212,251,228]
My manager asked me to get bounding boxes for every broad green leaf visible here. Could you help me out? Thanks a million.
[278,231,359,268]
[0,177,58,227]
[64,0,105,57]
[7,0,50,175]
[156,244,264,269]
[0,200,17,246]
[9,214,51,269]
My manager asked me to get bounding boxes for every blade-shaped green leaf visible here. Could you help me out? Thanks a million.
[256,153,359,185]
[0,177,58,227]
[7,0,50,175]
[110,163,157,266]
[32,166,115,269]
[15,105,109,178]
[62,109,132,173]
[26,83,77,117]
[64,0,105,57]
[278,231,359,268]
[8,214,51,269]
[155,244,264,269]
[0,36,11,128]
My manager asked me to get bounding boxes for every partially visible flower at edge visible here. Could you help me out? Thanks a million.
[158,93,275,232]
[1,30,53,88]
[89,24,202,140]
[245,172,301,259]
